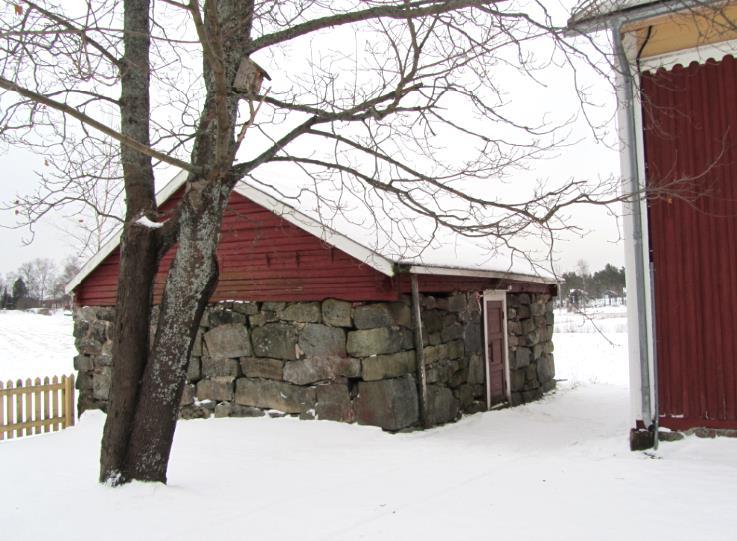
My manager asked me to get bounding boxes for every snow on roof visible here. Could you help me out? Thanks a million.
[66,172,555,294]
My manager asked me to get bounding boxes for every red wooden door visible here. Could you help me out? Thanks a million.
[486,300,506,407]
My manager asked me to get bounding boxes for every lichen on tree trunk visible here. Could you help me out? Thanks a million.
[124,183,226,482]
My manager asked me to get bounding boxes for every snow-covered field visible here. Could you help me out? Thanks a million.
[1,308,737,540]
[0,309,76,382]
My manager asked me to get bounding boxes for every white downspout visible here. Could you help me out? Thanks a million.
[612,23,656,437]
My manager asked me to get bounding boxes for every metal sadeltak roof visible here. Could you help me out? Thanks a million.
[568,0,670,29]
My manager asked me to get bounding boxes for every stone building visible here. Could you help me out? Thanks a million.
[67,174,557,430]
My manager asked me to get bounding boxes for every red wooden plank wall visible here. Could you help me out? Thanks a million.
[642,55,737,430]
[75,189,555,307]
[75,189,399,305]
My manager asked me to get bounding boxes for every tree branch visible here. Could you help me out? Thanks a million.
[0,76,199,174]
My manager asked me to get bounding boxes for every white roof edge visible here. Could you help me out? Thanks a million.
[406,264,557,285]
[568,0,699,33]
[65,170,190,295]
[232,182,396,277]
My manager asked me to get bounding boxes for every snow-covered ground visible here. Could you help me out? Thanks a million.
[0,309,76,382]
[1,307,737,540]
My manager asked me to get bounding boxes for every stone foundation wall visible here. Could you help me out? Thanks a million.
[73,291,555,430]
[507,293,556,404]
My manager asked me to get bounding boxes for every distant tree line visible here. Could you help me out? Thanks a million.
[0,256,79,310]
[559,261,626,301]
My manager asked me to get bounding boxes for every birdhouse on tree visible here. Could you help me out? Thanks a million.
[233,58,271,97]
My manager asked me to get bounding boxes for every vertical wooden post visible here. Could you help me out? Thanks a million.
[51,376,60,432]
[43,376,51,433]
[24,378,33,437]
[5,380,13,439]
[410,274,429,428]
[15,379,23,438]
[34,378,42,435]
[0,380,5,440]
[62,375,75,428]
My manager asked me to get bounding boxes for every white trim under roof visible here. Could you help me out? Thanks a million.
[66,172,553,295]
[405,264,556,285]
[639,38,737,72]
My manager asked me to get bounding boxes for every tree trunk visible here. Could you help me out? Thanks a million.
[124,181,228,482]
[99,0,157,484]
[99,225,158,483]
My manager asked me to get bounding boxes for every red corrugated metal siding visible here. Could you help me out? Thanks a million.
[642,55,737,429]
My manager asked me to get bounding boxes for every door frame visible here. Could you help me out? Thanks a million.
[483,289,511,409]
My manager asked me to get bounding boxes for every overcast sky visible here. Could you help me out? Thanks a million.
[0,0,624,280]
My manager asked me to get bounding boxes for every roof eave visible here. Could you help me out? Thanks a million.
[567,0,700,34]
[404,264,557,285]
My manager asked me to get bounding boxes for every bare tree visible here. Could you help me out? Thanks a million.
[0,0,623,484]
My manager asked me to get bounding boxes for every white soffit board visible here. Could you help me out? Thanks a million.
[639,38,737,72]
[407,264,556,285]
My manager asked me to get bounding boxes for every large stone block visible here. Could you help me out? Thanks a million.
[281,302,321,323]
[463,322,483,356]
[180,383,195,406]
[421,310,444,334]
[447,340,464,360]
[362,351,416,381]
[354,303,394,329]
[92,368,111,400]
[299,324,346,358]
[73,319,89,339]
[186,356,201,382]
[204,324,252,359]
[196,377,235,402]
[316,384,355,422]
[467,353,485,385]
[214,402,265,418]
[283,356,360,385]
[202,356,240,378]
[530,300,547,316]
[240,357,284,380]
[447,293,467,313]
[441,322,464,342]
[346,327,403,357]
[426,385,460,426]
[537,354,555,383]
[233,301,259,315]
[191,329,204,356]
[355,375,419,430]
[389,302,412,328]
[251,323,300,360]
[235,378,316,414]
[207,308,247,327]
[510,368,526,391]
[73,355,93,372]
[511,347,531,369]
[76,336,102,356]
[321,299,352,327]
